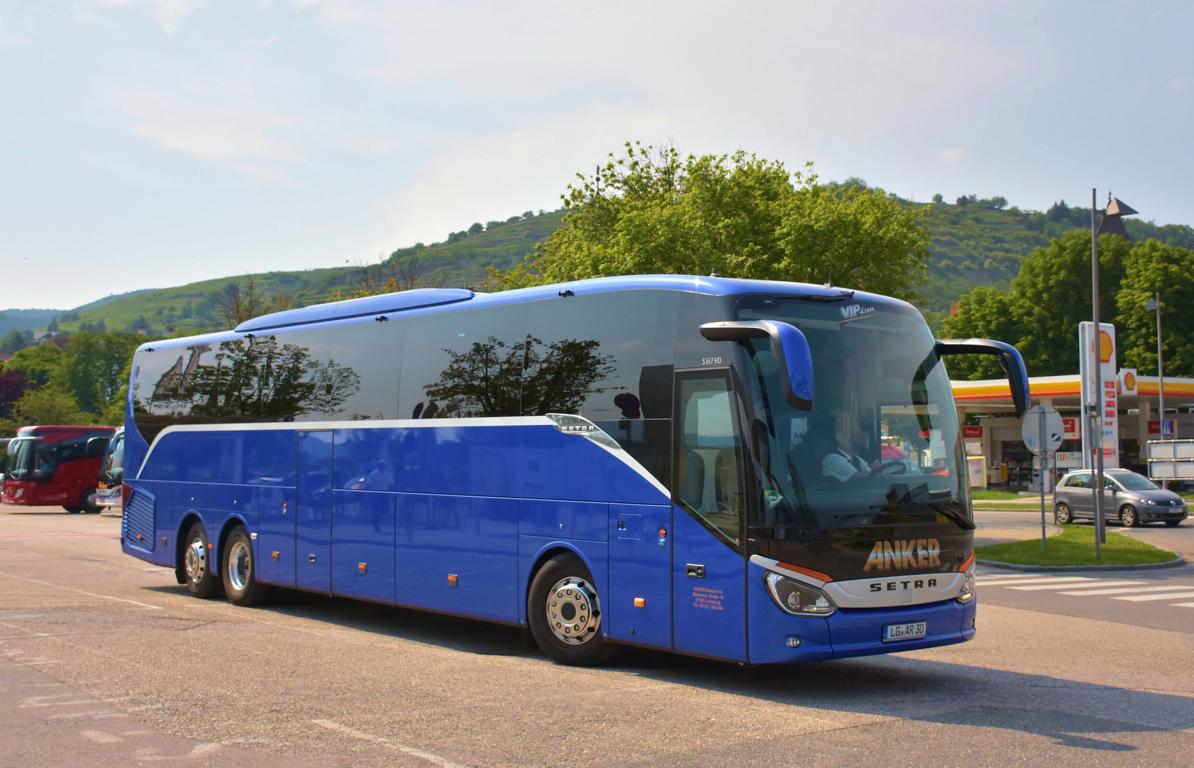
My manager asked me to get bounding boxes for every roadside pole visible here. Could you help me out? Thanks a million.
[1038,408,1047,555]
[1022,404,1062,557]
[1090,189,1105,558]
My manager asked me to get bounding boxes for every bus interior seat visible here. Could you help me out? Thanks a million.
[794,412,836,489]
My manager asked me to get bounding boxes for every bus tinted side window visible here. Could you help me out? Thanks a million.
[675,373,742,543]
[523,292,678,420]
[399,305,527,419]
[331,320,402,421]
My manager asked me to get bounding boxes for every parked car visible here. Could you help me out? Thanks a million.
[1054,468,1186,527]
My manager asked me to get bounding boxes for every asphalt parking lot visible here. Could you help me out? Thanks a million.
[1,507,1191,767]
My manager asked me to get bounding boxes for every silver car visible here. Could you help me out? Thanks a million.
[1054,469,1187,527]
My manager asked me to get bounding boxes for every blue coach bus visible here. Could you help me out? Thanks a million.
[121,275,1027,665]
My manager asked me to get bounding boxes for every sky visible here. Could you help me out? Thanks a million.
[1,1,1192,310]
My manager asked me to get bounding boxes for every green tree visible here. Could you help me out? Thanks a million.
[1007,231,1129,376]
[58,332,146,416]
[4,344,64,388]
[1117,240,1194,378]
[1,330,33,354]
[940,287,1019,379]
[12,388,88,425]
[493,142,929,302]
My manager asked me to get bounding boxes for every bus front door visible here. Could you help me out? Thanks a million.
[296,430,333,593]
[671,370,747,662]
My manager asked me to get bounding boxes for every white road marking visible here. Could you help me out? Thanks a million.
[135,743,223,762]
[312,719,469,768]
[21,694,94,708]
[1113,591,1194,602]
[975,573,1042,581]
[977,576,1096,587]
[1007,580,1142,591]
[1174,602,1194,608]
[47,711,129,720]
[81,730,123,744]
[0,571,162,611]
[1058,584,1194,596]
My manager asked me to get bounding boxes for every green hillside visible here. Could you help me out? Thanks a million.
[13,199,1194,337]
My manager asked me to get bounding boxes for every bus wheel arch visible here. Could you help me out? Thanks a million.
[173,513,203,585]
[178,517,222,599]
[219,522,271,606]
[526,547,614,666]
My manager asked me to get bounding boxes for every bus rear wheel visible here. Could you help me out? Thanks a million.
[528,553,613,666]
[221,526,271,607]
[182,523,222,599]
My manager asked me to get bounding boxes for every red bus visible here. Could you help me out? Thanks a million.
[2,425,115,513]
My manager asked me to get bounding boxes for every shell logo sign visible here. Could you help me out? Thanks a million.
[1099,330,1114,363]
[1120,368,1138,395]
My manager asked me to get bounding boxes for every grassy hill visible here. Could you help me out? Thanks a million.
[10,199,1194,337]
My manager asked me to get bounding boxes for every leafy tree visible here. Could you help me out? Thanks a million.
[931,193,944,205]
[0,366,26,419]
[941,287,1019,379]
[467,222,484,236]
[1117,240,1194,377]
[4,344,64,388]
[945,230,1134,378]
[12,388,88,425]
[1006,231,1129,375]
[493,142,929,302]
[57,332,146,416]
[46,317,60,332]
[1,330,32,355]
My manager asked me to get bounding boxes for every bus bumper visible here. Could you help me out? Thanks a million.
[747,568,976,664]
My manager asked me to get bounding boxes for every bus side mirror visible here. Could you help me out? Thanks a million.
[87,437,108,458]
[936,338,1030,417]
[700,320,814,410]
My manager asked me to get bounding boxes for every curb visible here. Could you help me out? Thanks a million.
[977,555,1186,572]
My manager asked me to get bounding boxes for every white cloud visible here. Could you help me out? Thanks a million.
[154,0,205,34]
[110,87,299,165]
[1167,76,1190,93]
[938,146,968,164]
[377,101,674,250]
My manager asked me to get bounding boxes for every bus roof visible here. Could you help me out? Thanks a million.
[144,274,913,352]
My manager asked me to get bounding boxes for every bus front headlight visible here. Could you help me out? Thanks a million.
[956,569,976,604]
[764,572,836,617]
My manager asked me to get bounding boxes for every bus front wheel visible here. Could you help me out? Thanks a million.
[182,523,222,599]
[221,526,271,607]
[528,553,614,666]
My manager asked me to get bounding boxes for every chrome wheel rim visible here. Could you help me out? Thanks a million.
[227,539,250,593]
[546,576,601,645]
[1124,508,1136,527]
[184,538,207,583]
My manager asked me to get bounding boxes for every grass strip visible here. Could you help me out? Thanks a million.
[970,489,1028,500]
[976,525,1178,566]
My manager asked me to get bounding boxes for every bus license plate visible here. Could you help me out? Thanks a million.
[883,621,927,643]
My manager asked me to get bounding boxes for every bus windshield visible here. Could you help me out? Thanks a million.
[102,432,125,479]
[737,296,967,534]
[5,438,40,481]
